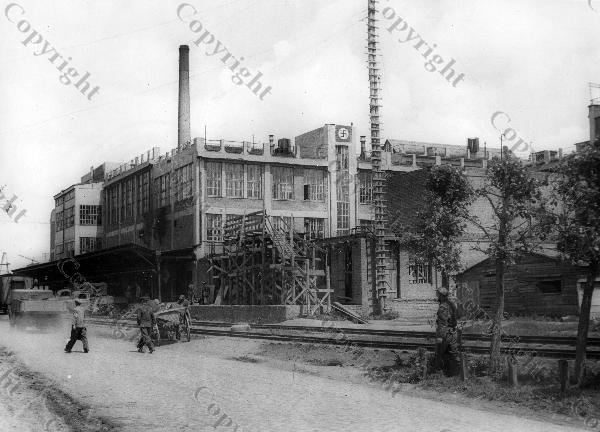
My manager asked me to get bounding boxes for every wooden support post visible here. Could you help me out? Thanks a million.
[460,353,468,381]
[507,358,518,387]
[559,359,569,393]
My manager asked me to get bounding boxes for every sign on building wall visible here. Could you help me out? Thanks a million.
[335,125,352,143]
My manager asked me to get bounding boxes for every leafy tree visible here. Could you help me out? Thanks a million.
[554,140,600,385]
[396,164,474,285]
[465,154,549,372]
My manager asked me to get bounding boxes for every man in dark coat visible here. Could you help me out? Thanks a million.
[137,297,156,353]
[65,299,89,353]
[435,287,459,376]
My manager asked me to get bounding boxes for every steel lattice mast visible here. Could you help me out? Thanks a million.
[367,0,388,313]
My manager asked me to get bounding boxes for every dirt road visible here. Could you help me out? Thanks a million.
[0,318,587,431]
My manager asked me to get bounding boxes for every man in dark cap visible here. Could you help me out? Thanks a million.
[435,286,459,376]
[65,299,89,353]
[136,297,156,353]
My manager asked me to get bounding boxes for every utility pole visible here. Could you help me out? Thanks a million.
[368,0,388,314]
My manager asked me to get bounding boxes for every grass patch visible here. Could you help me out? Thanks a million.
[229,355,262,364]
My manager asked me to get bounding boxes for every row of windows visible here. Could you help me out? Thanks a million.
[206,162,328,202]
[105,171,151,225]
[56,240,75,257]
[205,214,327,242]
[55,190,75,208]
[80,237,102,254]
[154,164,195,208]
[55,207,75,232]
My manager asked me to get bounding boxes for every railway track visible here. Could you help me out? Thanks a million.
[87,317,600,359]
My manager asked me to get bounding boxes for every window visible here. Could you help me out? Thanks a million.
[64,206,75,228]
[359,171,373,204]
[125,178,134,220]
[80,205,101,225]
[337,202,349,236]
[56,243,64,254]
[141,172,149,213]
[109,186,118,224]
[80,237,100,254]
[225,163,244,198]
[304,169,326,201]
[272,166,294,200]
[206,214,223,242]
[64,240,75,257]
[336,146,349,170]
[246,164,263,198]
[64,190,75,202]
[272,216,292,232]
[304,218,325,239]
[176,164,193,201]
[206,162,222,197]
[56,211,64,232]
[408,261,432,284]
[157,174,170,207]
[55,197,63,208]
[537,279,562,294]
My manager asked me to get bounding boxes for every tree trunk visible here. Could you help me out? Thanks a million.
[489,258,505,374]
[574,262,598,386]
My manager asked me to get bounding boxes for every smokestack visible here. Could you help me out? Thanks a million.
[178,45,191,150]
[360,136,366,157]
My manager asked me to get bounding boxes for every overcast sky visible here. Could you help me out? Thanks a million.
[1,0,599,270]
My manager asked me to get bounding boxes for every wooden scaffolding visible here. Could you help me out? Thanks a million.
[207,211,331,315]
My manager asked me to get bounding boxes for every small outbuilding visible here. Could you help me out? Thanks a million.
[456,253,585,317]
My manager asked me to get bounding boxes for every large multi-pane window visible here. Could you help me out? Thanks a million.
[125,178,134,220]
[174,164,193,202]
[109,186,118,224]
[64,240,75,257]
[272,216,292,233]
[56,210,64,232]
[141,172,149,213]
[64,190,74,202]
[359,171,373,204]
[80,205,101,225]
[304,218,325,239]
[64,206,75,228]
[246,164,263,199]
[408,260,432,284]
[225,163,244,198]
[206,162,222,197]
[206,214,223,242]
[272,166,294,200]
[56,243,64,254]
[337,202,350,235]
[80,237,101,254]
[156,173,170,207]
[303,169,326,201]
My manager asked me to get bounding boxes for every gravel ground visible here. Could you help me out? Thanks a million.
[0,317,589,432]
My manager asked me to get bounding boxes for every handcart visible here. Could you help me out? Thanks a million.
[152,307,191,345]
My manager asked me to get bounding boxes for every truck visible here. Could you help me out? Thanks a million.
[8,289,70,330]
[1,274,34,314]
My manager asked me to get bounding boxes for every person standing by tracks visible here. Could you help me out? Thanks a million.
[136,297,156,354]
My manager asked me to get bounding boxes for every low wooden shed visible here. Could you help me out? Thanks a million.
[456,253,584,317]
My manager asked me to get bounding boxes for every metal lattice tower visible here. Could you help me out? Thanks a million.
[367,0,388,312]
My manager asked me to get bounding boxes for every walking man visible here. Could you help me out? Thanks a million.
[435,287,459,376]
[137,297,156,353]
[65,299,89,353]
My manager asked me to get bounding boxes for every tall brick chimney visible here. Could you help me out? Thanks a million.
[178,45,191,150]
[589,103,600,144]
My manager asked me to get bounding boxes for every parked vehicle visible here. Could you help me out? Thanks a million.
[1,275,34,314]
[8,289,70,330]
